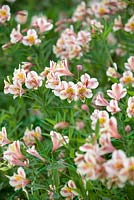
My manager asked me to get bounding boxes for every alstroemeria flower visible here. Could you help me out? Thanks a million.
[49,60,73,77]
[80,73,99,89]
[99,134,116,155]
[107,83,127,101]
[94,93,109,106]
[0,127,11,146]
[8,167,30,190]
[59,81,77,103]
[76,82,93,102]
[106,100,121,115]
[4,79,25,99]
[13,67,26,85]
[25,71,42,89]
[104,150,129,188]
[125,56,134,72]
[31,16,53,33]
[26,145,45,162]
[0,5,11,24]
[127,96,134,118]
[3,141,27,166]
[124,15,134,33]
[10,25,23,44]
[22,29,41,46]
[50,131,69,152]
[60,180,78,199]
[120,71,134,86]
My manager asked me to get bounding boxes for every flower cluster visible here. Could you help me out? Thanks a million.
[53,27,91,59]
[75,142,134,189]
[43,60,99,102]
[2,5,53,48]
[0,126,69,191]
[4,62,42,98]
[113,15,134,33]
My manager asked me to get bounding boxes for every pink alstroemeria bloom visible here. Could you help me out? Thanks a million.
[76,82,93,102]
[50,59,73,77]
[25,71,42,89]
[22,29,41,46]
[3,141,27,166]
[106,100,121,115]
[0,5,11,24]
[26,145,45,162]
[107,83,127,101]
[60,180,78,199]
[8,167,30,190]
[94,93,109,106]
[99,134,116,155]
[0,127,11,146]
[4,79,25,99]
[59,81,77,103]
[127,96,134,118]
[125,56,134,72]
[13,67,26,85]
[50,131,69,152]
[104,150,128,188]
[80,73,99,89]
[108,117,121,139]
[10,25,23,44]
[31,16,53,33]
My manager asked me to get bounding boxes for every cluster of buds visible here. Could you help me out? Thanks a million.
[113,15,134,33]
[53,27,91,59]
[4,62,42,98]
[41,60,99,103]
[0,5,11,24]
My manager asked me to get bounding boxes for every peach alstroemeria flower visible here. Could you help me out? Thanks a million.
[0,127,11,146]
[8,167,30,190]
[107,83,127,101]
[50,131,69,152]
